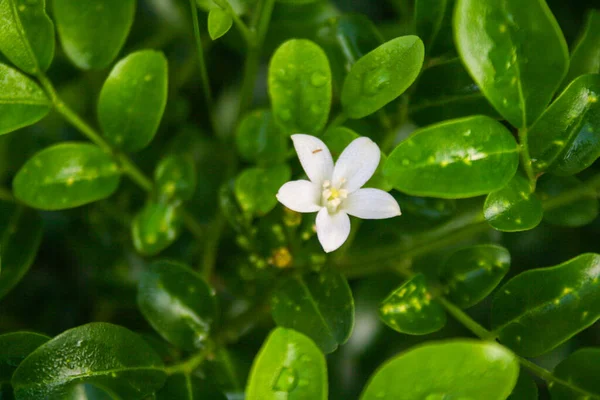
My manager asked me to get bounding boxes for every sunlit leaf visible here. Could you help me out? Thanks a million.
[208,8,233,40]
[132,200,182,256]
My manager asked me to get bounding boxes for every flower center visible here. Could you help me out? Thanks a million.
[321,180,348,213]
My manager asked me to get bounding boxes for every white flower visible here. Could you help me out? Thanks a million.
[276,134,401,253]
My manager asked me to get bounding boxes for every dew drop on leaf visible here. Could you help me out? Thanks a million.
[363,68,390,95]
[310,71,328,87]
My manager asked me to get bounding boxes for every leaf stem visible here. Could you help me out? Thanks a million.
[518,127,536,190]
[437,297,497,340]
[165,340,214,375]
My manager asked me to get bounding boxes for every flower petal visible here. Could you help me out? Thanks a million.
[291,134,334,185]
[344,188,401,219]
[316,208,351,253]
[276,180,322,213]
[332,136,380,193]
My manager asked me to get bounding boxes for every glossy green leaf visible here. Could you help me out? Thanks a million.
[270,269,354,353]
[0,332,50,383]
[268,39,332,134]
[322,127,390,191]
[132,200,182,256]
[529,74,600,175]
[0,64,50,135]
[208,8,232,40]
[98,50,168,152]
[235,109,287,165]
[384,116,519,198]
[491,253,600,357]
[538,174,599,227]
[137,260,217,351]
[53,0,135,69]
[156,374,226,400]
[0,202,43,300]
[11,322,166,400]
[360,340,519,400]
[341,35,424,119]
[154,154,196,202]
[507,371,538,400]
[410,58,500,125]
[484,174,543,232]
[0,0,55,74]
[550,348,600,399]
[13,143,121,210]
[234,164,291,216]
[246,327,327,400]
[562,10,600,88]
[454,0,569,128]
[379,274,446,335]
[415,0,447,55]
[440,245,510,308]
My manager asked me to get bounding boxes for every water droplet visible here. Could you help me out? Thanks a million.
[273,366,298,392]
[76,340,83,347]
[310,71,328,87]
[299,354,312,363]
[310,104,321,114]
[278,109,292,121]
[363,68,390,95]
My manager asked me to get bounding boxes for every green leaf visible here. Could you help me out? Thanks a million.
[98,50,168,152]
[0,332,50,383]
[484,174,543,232]
[384,116,519,198]
[0,202,43,300]
[268,39,332,134]
[0,64,50,135]
[341,35,424,119]
[454,0,569,128]
[562,10,600,88]
[53,0,136,69]
[507,371,538,400]
[246,327,327,400]
[156,374,226,400]
[528,74,600,176]
[208,8,233,40]
[234,164,291,216]
[13,143,121,210]
[270,269,354,354]
[137,260,217,351]
[154,154,196,202]
[440,245,511,308]
[415,0,447,55]
[235,109,288,165]
[410,58,500,125]
[132,200,182,256]
[322,126,391,191]
[491,253,600,357]
[550,348,600,399]
[379,274,446,335]
[359,340,519,400]
[538,174,599,227]
[11,322,166,400]
[0,0,55,74]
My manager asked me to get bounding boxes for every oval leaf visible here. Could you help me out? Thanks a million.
[550,348,600,399]
[0,332,50,383]
[529,74,600,175]
[0,0,55,74]
[235,109,287,165]
[0,202,43,300]
[137,260,217,351]
[156,374,226,400]
[98,50,168,152]
[53,0,135,69]
[454,0,568,128]
[440,245,511,308]
[13,143,121,210]
[0,64,50,135]
[270,269,354,353]
[154,154,196,202]
[491,253,600,357]
[208,8,232,40]
[484,174,543,232]
[11,322,166,400]
[268,39,331,134]
[132,200,182,256]
[384,116,519,198]
[360,340,519,400]
[562,10,600,88]
[538,174,599,227]
[379,274,446,335]
[234,164,291,216]
[246,327,327,400]
[341,35,424,119]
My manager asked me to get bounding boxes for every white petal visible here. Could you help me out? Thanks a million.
[332,137,380,193]
[291,134,334,185]
[316,208,351,253]
[344,188,401,219]
[276,180,322,213]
